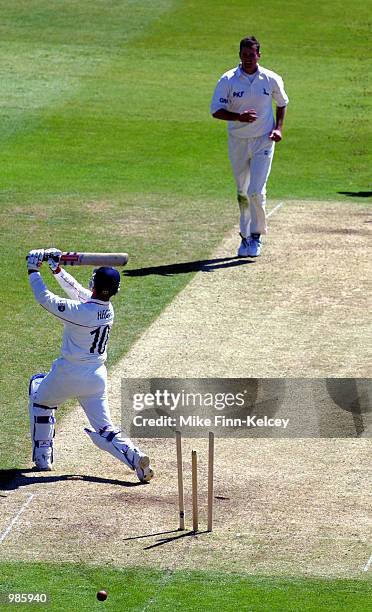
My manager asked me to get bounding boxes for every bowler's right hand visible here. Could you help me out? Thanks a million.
[238,109,257,123]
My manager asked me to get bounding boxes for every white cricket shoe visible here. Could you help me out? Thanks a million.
[237,234,250,257]
[135,455,154,483]
[246,236,262,257]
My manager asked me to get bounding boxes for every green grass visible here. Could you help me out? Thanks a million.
[0,562,371,611]
[0,1,371,202]
[1,0,371,470]
[0,2,370,606]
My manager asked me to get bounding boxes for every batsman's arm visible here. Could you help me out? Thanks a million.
[42,248,91,302]
[28,272,91,326]
[53,268,92,303]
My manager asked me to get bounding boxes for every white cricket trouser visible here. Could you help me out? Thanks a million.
[34,357,113,432]
[228,133,275,236]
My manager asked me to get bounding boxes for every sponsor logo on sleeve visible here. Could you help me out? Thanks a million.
[219,97,228,104]
[57,302,66,312]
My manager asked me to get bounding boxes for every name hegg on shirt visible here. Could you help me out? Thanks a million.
[97,309,111,320]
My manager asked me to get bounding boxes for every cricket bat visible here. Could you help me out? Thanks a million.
[46,252,129,267]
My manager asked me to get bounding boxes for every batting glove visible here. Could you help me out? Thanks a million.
[44,248,62,273]
[27,249,44,273]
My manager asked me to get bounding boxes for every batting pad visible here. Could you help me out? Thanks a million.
[84,427,141,471]
[29,374,56,465]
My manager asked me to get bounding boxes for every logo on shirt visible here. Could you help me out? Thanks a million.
[233,91,244,98]
[219,97,228,104]
[57,302,66,312]
[263,88,270,96]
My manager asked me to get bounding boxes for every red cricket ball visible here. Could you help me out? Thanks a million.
[97,590,107,601]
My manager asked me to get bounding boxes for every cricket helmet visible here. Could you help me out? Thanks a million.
[89,267,121,296]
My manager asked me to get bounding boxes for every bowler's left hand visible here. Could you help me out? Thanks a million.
[269,129,282,142]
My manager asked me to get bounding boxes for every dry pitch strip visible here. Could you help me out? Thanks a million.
[176,431,215,533]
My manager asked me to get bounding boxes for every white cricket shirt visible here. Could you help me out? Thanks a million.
[210,64,289,138]
[29,269,114,364]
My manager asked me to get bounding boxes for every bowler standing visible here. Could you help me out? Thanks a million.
[210,36,289,257]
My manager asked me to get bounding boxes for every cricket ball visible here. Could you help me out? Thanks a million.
[97,590,107,601]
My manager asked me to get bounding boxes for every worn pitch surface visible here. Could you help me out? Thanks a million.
[1,201,371,578]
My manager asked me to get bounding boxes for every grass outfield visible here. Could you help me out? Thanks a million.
[2,0,371,469]
[0,563,371,611]
[0,1,370,200]
[0,2,371,606]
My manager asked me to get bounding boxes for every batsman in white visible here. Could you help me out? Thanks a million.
[210,35,289,257]
[26,248,154,483]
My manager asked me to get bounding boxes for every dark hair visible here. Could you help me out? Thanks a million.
[240,36,260,54]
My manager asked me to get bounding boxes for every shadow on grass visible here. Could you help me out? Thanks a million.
[124,256,254,277]
[0,469,141,490]
[338,191,372,198]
